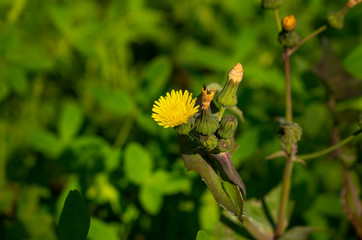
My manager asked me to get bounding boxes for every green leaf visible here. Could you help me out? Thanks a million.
[243,199,274,236]
[88,218,119,240]
[58,102,84,142]
[344,44,362,79]
[180,135,244,221]
[124,142,153,185]
[280,226,319,240]
[139,185,163,215]
[58,190,90,240]
[140,56,172,102]
[27,129,61,157]
[92,86,135,115]
[196,230,211,240]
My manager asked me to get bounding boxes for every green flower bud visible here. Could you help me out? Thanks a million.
[218,115,238,139]
[261,0,284,10]
[195,108,219,135]
[200,134,218,151]
[174,117,194,135]
[217,63,243,107]
[216,138,232,152]
[278,122,302,145]
[326,6,349,30]
[278,30,300,48]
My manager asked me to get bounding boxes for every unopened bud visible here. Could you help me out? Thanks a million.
[326,5,349,30]
[347,0,361,8]
[174,117,194,135]
[216,138,232,152]
[201,87,216,110]
[261,0,284,10]
[278,122,302,145]
[217,63,243,107]
[282,15,296,31]
[195,107,219,135]
[218,115,238,139]
[278,31,300,48]
[200,134,218,151]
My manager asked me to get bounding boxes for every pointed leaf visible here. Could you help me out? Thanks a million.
[196,230,211,240]
[211,152,246,197]
[280,226,320,240]
[58,190,90,240]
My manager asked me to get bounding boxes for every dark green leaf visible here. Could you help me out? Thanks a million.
[344,44,362,79]
[58,190,90,240]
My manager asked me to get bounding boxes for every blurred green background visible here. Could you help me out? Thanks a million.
[0,0,362,239]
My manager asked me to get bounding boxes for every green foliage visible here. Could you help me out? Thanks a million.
[0,0,361,239]
[58,190,90,240]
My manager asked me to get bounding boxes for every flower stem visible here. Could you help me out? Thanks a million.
[218,106,226,121]
[297,129,362,160]
[287,25,327,56]
[275,50,294,237]
[274,9,282,32]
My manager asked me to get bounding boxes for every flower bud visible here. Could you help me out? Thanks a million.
[347,0,361,8]
[282,15,296,31]
[278,30,300,48]
[326,5,349,30]
[261,0,284,10]
[201,87,216,110]
[200,134,218,151]
[217,63,243,108]
[195,108,219,136]
[174,117,194,135]
[216,138,232,152]
[218,115,238,139]
[278,122,302,145]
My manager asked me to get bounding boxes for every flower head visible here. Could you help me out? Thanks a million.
[152,90,199,128]
[282,15,296,31]
[201,87,216,110]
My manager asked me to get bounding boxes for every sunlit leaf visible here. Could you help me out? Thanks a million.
[58,102,84,143]
[196,230,211,240]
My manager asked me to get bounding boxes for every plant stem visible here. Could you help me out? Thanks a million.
[287,25,327,56]
[244,216,273,240]
[274,10,282,32]
[219,106,226,121]
[298,129,362,160]
[283,51,292,123]
[275,50,294,237]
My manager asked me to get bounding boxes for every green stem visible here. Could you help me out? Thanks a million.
[274,10,282,32]
[218,106,226,121]
[113,112,136,149]
[287,25,327,56]
[275,50,294,237]
[298,129,362,160]
[244,216,273,240]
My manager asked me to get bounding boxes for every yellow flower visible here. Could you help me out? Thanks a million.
[152,90,199,128]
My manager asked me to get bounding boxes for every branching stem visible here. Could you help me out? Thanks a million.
[287,25,327,56]
[298,129,362,160]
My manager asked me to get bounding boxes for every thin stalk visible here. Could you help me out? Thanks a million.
[275,50,294,237]
[274,10,282,32]
[113,112,136,149]
[218,106,226,121]
[298,129,362,160]
[287,25,327,56]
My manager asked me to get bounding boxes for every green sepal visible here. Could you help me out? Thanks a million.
[326,5,349,30]
[278,30,300,48]
[218,115,238,139]
[200,134,218,151]
[216,79,240,107]
[195,108,219,135]
[174,117,194,135]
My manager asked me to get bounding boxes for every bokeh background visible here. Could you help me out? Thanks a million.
[0,0,362,239]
